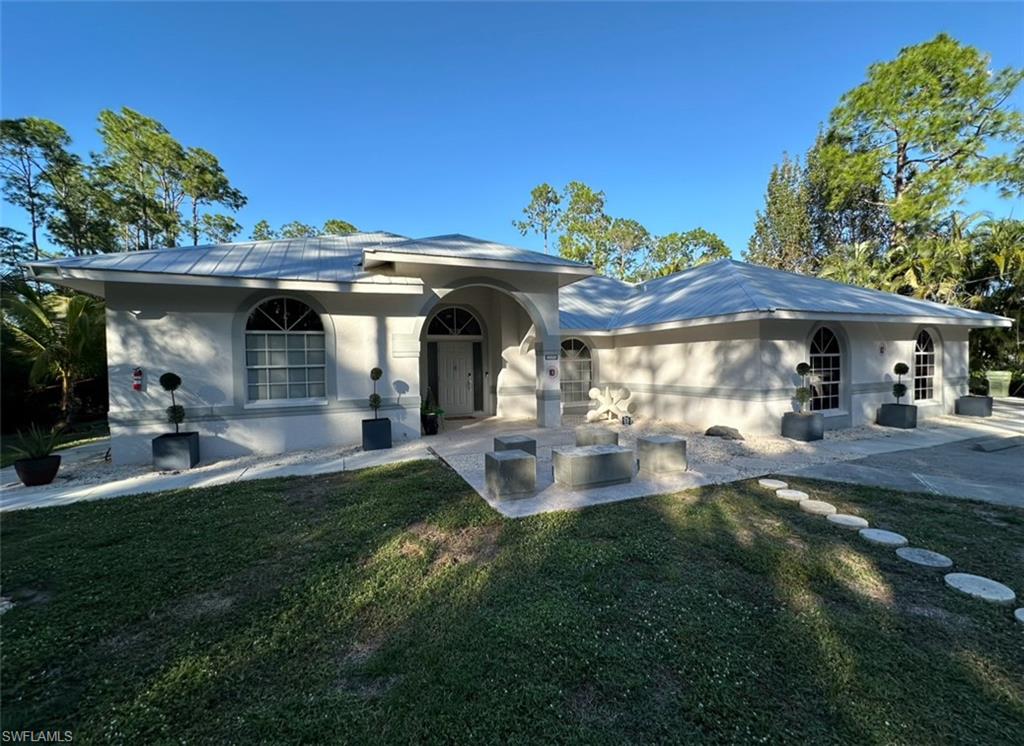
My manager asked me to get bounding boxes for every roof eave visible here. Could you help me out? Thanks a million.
[25,264,425,296]
[362,249,595,276]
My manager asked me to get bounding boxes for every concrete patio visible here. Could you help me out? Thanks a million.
[5,399,1020,517]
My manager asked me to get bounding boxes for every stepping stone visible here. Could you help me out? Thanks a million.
[827,514,869,530]
[775,489,809,502]
[859,528,908,548]
[799,499,837,516]
[1015,608,1024,625]
[896,547,953,569]
[758,478,788,490]
[944,573,1017,606]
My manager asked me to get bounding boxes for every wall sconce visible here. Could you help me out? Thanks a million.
[879,343,886,355]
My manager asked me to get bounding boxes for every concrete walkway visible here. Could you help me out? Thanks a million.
[3,399,1021,516]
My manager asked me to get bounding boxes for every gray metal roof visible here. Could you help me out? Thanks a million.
[561,259,1010,330]
[369,234,590,268]
[28,232,412,284]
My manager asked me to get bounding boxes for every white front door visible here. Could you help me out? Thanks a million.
[438,341,474,415]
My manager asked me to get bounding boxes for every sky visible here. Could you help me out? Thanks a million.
[2,1,1023,257]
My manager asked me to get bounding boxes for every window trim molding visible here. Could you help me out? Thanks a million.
[805,322,850,414]
[912,326,942,404]
[560,336,596,405]
[232,292,337,409]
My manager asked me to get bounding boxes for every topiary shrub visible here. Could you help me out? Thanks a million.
[892,362,909,404]
[795,362,813,413]
[159,372,185,433]
[369,367,383,418]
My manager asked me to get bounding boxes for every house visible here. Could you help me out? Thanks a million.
[26,232,1011,465]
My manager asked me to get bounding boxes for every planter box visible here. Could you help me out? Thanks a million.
[877,403,918,429]
[955,395,993,417]
[152,432,200,471]
[14,454,61,486]
[552,445,634,489]
[781,412,824,442]
[421,413,439,436]
[362,418,392,451]
[986,371,1012,397]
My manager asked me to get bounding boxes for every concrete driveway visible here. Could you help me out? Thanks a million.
[780,399,1024,508]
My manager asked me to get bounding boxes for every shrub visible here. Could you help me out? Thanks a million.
[369,368,383,418]
[11,423,62,460]
[159,372,185,433]
[794,362,813,412]
[892,362,909,404]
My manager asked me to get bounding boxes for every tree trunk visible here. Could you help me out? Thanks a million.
[192,197,199,246]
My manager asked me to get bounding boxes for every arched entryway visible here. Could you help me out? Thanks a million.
[423,305,485,416]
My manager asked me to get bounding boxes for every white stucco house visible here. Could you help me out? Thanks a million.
[27,231,1011,465]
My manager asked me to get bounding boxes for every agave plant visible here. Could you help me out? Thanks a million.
[10,423,63,460]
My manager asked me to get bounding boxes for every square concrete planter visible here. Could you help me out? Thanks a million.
[494,434,537,456]
[986,371,1012,397]
[553,445,634,489]
[152,432,200,471]
[955,395,993,417]
[637,435,687,475]
[877,403,917,429]
[485,449,536,498]
[362,418,392,451]
[781,412,824,442]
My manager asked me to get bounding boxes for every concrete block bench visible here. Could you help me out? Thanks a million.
[493,434,537,456]
[485,450,536,499]
[575,426,618,447]
[637,435,687,475]
[553,445,634,489]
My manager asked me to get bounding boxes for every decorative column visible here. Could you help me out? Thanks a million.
[535,332,562,427]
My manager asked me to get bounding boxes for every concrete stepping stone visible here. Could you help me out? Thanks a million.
[827,514,868,530]
[775,489,809,502]
[758,478,788,490]
[1015,608,1024,625]
[895,547,953,569]
[799,499,837,516]
[859,528,908,548]
[944,573,1016,606]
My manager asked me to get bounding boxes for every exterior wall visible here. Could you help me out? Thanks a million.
[104,265,562,465]
[586,318,971,435]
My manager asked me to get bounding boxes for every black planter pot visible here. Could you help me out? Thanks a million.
[781,412,824,442]
[152,432,200,471]
[421,413,439,436]
[14,454,61,486]
[362,418,393,451]
[877,403,918,429]
[955,395,993,417]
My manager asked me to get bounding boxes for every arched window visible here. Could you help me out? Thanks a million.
[809,326,841,411]
[560,338,592,403]
[245,298,326,401]
[914,330,936,401]
[427,307,482,336]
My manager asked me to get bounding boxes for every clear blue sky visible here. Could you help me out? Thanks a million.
[2,2,1022,256]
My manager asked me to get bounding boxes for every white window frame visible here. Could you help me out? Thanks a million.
[560,337,593,404]
[809,326,842,412]
[244,298,327,404]
[914,330,936,402]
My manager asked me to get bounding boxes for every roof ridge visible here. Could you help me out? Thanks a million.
[725,260,776,311]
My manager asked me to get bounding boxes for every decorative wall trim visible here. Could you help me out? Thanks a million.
[606,381,793,402]
[110,399,416,426]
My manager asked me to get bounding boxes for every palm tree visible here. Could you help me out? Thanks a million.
[1,278,105,422]
[818,241,888,289]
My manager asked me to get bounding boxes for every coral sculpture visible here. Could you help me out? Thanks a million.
[586,386,635,422]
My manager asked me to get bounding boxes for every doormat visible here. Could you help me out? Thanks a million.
[445,416,476,421]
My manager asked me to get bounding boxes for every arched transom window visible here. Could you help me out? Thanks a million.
[560,338,592,403]
[809,326,841,411]
[427,307,482,336]
[245,298,325,401]
[914,330,936,401]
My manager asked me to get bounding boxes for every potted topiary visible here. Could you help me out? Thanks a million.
[11,423,63,486]
[877,362,917,429]
[151,372,200,470]
[361,367,392,450]
[781,362,824,441]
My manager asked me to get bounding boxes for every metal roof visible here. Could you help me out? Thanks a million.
[371,234,589,268]
[560,259,1011,330]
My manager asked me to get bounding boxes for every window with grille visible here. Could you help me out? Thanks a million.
[914,330,935,401]
[560,338,592,403]
[245,298,326,402]
[426,307,482,336]
[809,327,841,411]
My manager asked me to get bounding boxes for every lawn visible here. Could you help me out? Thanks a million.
[2,460,1022,744]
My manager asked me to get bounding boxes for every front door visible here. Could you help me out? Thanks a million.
[438,341,474,416]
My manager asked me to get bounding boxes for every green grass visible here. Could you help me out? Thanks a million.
[2,461,1022,744]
